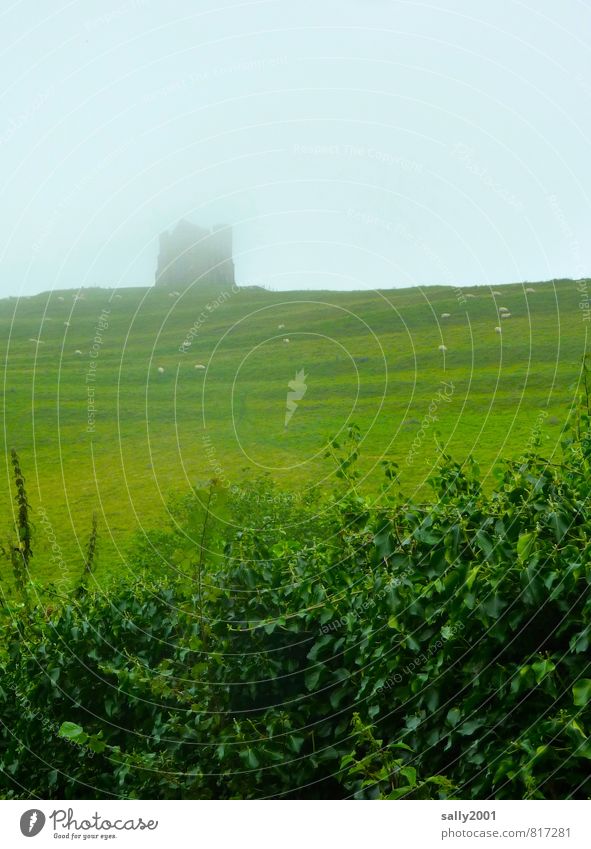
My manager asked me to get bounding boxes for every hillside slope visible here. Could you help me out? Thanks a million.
[0,278,587,581]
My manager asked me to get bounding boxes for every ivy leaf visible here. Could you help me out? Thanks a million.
[532,659,555,684]
[548,511,569,543]
[59,722,87,744]
[400,766,417,787]
[305,667,322,692]
[481,593,506,620]
[457,718,485,736]
[573,679,591,707]
[241,748,260,769]
[517,532,537,561]
[447,707,461,727]
[570,630,589,654]
[374,523,394,560]
[474,531,493,559]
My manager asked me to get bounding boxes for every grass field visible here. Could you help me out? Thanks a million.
[0,278,587,583]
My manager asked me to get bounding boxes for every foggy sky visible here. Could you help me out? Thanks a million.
[1,0,590,295]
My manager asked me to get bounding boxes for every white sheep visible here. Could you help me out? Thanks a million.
[495,326,502,334]
[114,294,122,299]
[283,338,290,343]
[57,296,64,301]
[63,321,70,327]
[501,312,512,319]
[466,294,477,299]
[194,364,206,370]
[157,366,165,373]
[74,349,83,355]
[441,313,451,318]
[492,290,502,296]
[438,344,447,352]
[29,338,44,344]
[525,287,535,293]
[278,323,285,329]
[498,306,509,313]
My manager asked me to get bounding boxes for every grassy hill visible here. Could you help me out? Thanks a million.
[0,278,587,583]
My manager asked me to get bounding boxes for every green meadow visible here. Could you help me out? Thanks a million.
[0,278,587,583]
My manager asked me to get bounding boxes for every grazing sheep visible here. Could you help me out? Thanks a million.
[466,294,477,299]
[438,344,447,352]
[29,338,44,344]
[278,323,285,329]
[57,296,64,301]
[495,326,502,334]
[194,364,206,369]
[283,338,290,343]
[63,321,70,327]
[492,291,502,296]
[525,287,535,293]
[440,313,451,318]
[114,294,122,299]
[498,306,509,313]
[501,312,511,319]
[157,366,165,373]
[74,349,82,355]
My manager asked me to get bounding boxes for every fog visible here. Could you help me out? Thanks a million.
[0,0,590,296]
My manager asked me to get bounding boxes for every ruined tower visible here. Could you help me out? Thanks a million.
[155,220,235,288]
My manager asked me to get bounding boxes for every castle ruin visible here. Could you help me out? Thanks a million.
[155,220,235,288]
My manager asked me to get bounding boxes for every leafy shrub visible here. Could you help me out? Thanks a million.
[2,398,591,798]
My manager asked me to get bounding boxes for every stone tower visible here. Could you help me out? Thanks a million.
[155,220,235,288]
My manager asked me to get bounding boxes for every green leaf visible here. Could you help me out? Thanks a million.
[457,718,484,736]
[575,740,591,760]
[290,735,305,754]
[305,667,322,691]
[474,531,493,559]
[532,659,555,684]
[548,511,569,542]
[446,707,461,727]
[242,748,260,769]
[400,766,417,786]
[570,630,590,654]
[374,523,394,560]
[517,531,537,561]
[573,679,591,707]
[414,528,441,545]
[59,722,86,743]
[330,687,348,710]
[481,593,506,620]
[87,734,106,754]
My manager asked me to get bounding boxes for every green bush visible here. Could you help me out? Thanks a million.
[2,399,591,798]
